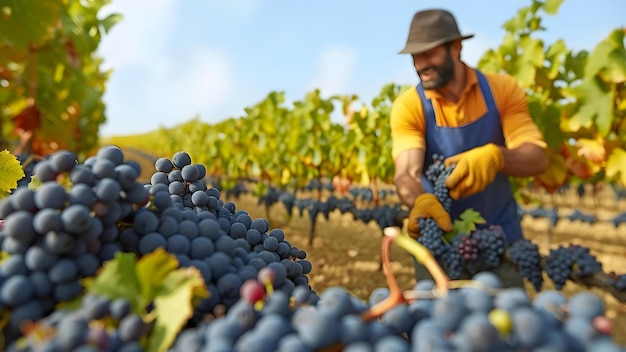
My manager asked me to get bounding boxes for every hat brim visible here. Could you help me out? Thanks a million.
[398,34,474,55]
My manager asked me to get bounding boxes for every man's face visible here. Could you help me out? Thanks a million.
[412,44,455,90]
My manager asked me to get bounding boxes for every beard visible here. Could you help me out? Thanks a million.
[417,52,454,90]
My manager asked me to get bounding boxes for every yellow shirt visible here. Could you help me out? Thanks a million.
[390,65,547,160]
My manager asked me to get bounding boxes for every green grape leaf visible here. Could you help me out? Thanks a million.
[0,0,62,48]
[0,150,26,198]
[99,13,123,34]
[146,266,208,352]
[136,247,181,303]
[443,209,487,242]
[502,9,527,33]
[82,252,143,313]
[545,39,568,80]
[586,29,626,84]
[606,147,626,186]
[459,208,487,226]
[566,76,614,136]
[543,0,564,15]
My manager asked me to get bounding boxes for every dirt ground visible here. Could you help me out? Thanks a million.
[122,148,626,344]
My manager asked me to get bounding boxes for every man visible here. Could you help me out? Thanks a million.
[390,9,549,286]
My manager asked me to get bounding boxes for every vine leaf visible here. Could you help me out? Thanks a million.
[533,150,568,192]
[83,249,208,352]
[147,266,208,352]
[444,209,486,242]
[0,150,26,198]
[82,252,143,313]
[577,138,606,165]
[586,28,626,84]
[543,0,564,15]
[606,147,626,186]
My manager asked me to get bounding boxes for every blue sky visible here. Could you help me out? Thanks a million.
[96,0,625,137]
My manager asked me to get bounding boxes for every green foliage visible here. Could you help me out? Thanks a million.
[4,0,625,195]
[83,249,208,352]
[478,0,626,190]
[443,209,487,243]
[0,0,121,157]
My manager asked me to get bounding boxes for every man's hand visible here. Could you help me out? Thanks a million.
[444,143,505,200]
[407,193,453,238]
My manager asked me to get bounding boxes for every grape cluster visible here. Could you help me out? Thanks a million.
[439,230,509,281]
[0,147,319,346]
[417,155,512,276]
[0,146,148,339]
[508,238,544,291]
[425,154,453,212]
[545,245,603,290]
[415,155,455,258]
[567,209,596,224]
[417,218,448,257]
[162,273,619,352]
[126,151,317,315]
[608,272,626,290]
[473,225,507,268]
[441,235,464,279]
[457,235,479,263]
[7,293,148,352]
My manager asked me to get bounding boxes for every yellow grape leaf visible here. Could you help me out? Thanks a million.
[0,150,26,198]
[606,147,626,186]
[146,266,208,352]
[82,252,143,313]
[135,247,180,303]
[576,138,606,164]
[534,150,568,193]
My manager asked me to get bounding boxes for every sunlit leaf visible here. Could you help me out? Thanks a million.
[0,150,25,198]
[577,138,606,164]
[502,8,527,33]
[606,147,626,186]
[136,247,180,303]
[0,0,62,48]
[543,0,564,15]
[99,13,123,33]
[534,150,568,192]
[82,252,143,313]
[586,29,626,84]
[545,39,568,79]
[567,76,615,136]
[146,267,208,352]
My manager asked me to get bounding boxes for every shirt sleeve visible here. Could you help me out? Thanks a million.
[390,87,426,160]
[490,74,548,150]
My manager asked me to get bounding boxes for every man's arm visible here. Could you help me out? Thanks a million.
[498,142,548,177]
[489,73,549,178]
[394,148,426,208]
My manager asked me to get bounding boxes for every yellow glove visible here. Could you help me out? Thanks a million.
[407,193,453,238]
[444,143,505,200]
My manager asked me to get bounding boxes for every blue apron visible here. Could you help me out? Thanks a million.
[416,69,523,243]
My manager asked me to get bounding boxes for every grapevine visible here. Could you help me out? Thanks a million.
[0,146,624,351]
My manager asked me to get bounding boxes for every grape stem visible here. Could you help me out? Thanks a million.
[385,227,450,296]
[360,226,450,322]
[360,233,405,322]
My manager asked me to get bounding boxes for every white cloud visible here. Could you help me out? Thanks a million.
[164,47,233,120]
[97,0,177,70]
[309,45,357,96]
